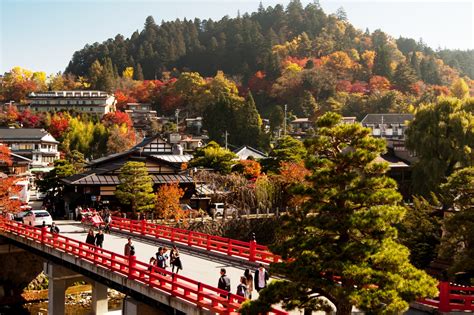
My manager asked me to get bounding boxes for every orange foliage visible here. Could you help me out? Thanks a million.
[0,146,21,214]
[48,113,70,139]
[240,160,262,179]
[336,80,352,93]
[155,182,185,221]
[321,51,355,75]
[114,90,137,111]
[429,85,451,97]
[248,71,271,93]
[0,144,12,166]
[278,161,311,184]
[102,111,133,128]
[369,76,391,93]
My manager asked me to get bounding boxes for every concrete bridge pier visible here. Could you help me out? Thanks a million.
[123,296,167,315]
[91,280,108,314]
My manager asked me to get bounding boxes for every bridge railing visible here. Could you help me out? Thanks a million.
[418,281,474,312]
[109,216,282,264]
[0,218,287,315]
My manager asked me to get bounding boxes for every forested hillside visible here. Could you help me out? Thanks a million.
[2,0,473,150]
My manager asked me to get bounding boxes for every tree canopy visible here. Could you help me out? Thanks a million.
[241,112,437,314]
[189,141,237,174]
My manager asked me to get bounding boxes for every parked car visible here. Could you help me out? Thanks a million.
[209,203,237,216]
[14,210,30,222]
[22,210,53,227]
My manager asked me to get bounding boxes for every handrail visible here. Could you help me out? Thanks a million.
[109,216,282,264]
[0,218,287,315]
[418,281,474,311]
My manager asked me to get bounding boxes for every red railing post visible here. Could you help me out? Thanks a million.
[141,220,146,235]
[249,239,256,262]
[206,235,211,251]
[188,231,192,247]
[438,281,451,312]
[128,255,136,279]
[129,219,133,233]
[41,226,47,244]
[227,239,232,256]
[171,228,175,242]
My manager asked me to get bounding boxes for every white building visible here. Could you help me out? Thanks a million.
[0,128,60,171]
[26,90,116,116]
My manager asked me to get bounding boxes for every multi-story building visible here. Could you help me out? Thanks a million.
[124,103,157,131]
[361,113,414,140]
[0,128,60,171]
[25,91,116,115]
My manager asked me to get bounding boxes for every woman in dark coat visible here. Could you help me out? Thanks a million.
[85,229,95,248]
[170,245,183,274]
[95,229,104,248]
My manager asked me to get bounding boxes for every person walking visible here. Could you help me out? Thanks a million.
[95,229,104,248]
[124,237,134,256]
[156,247,167,275]
[104,212,112,233]
[85,228,95,249]
[254,263,269,292]
[170,245,183,274]
[236,276,249,298]
[49,222,60,234]
[218,268,231,298]
[244,269,254,299]
[148,257,157,271]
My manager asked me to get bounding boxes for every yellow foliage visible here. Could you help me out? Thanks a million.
[122,67,134,79]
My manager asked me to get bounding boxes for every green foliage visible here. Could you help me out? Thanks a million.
[189,141,237,174]
[398,196,442,269]
[37,159,76,198]
[406,97,474,196]
[244,112,438,314]
[438,167,474,275]
[264,136,306,173]
[115,161,155,214]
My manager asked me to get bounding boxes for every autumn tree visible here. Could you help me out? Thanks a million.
[264,136,307,173]
[450,78,469,99]
[0,145,21,213]
[155,182,185,220]
[406,97,474,196]
[241,112,437,315]
[115,161,155,215]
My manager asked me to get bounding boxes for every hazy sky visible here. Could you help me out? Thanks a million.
[1,0,472,74]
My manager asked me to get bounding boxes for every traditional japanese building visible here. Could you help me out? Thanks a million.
[61,135,196,213]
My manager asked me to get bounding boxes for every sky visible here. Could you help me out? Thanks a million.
[0,0,473,74]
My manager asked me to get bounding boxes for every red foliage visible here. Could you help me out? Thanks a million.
[430,85,451,96]
[0,144,12,166]
[368,76,391,93]
[336,80,352,93]
[48,113,70,139]
[351,81,369,94]
[114,90,137,111]
[18,109,41,127]
[0,177,22,214]
[102,111,133,128]
[248,71,272,93]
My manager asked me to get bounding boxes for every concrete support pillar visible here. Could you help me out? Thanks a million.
[91,281,108,315]
[48,276,66,315]
[123,296,166,315]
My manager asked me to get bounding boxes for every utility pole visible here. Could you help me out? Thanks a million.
[175,109,180,133]
[224,130,229,150]
[283,104,287,136]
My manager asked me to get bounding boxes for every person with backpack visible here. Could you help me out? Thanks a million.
[236,276,249,298]
[244,269,253,299]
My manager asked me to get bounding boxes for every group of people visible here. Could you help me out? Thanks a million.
[148,245,183,274]
[218,263,269,299]
[85,228,104,248]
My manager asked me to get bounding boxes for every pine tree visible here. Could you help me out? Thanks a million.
[115,161,155,214]
[134,63,144,81]
[373,45,392,78]
[241,113,438,315]
[393,62,417,93]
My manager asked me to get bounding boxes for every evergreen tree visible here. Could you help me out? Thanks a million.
[373,45,392,78]
[393,62,417,93]
[241,113,438,315]
[420,57,441,85]
[410,52,421,77]
[189,141,237,174]
[269,105,285,133]
[134,63,145,81]
[115,161,155,214]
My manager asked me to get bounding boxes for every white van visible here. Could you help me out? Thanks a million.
[209,203,237,216]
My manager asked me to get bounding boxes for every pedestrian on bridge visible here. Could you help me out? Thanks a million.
[254,263,269,292]
[170,245,182,274]
[86,228,95,250]
[236,276,249,299]
[95,229,104,248]
[50,222,59,235]
[244,269,253,299]
[124,237,134,256]
[218,268,231,298]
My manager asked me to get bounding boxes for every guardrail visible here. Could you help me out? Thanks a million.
[109,216,282,264]
[0,218,287,315]
[418,281,474,312]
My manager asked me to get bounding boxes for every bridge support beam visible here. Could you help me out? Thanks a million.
[123,296,167,315]
[91,281,108,314]
[44,262,84,315]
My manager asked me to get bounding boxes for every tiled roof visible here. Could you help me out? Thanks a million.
[361,114,414,125]
[0,128,53,140]
[62,173,193,186]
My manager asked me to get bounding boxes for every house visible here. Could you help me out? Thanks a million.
[0,151,32,176]
[185,117,203,135]
[0,128,59,172]
[61,135,197,215]
[233,146,267,160]
[290,118,312,135]
[25,90,116,116]
[361,113,414,140]
[125,103,157,131]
